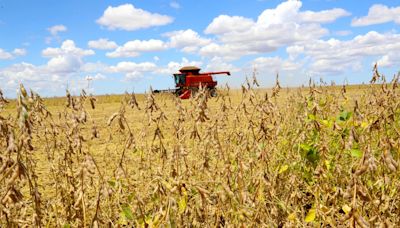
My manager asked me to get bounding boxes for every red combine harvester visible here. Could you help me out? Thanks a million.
[154,66,231,99]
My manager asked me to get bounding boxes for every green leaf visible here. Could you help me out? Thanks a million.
[121,204,134,220]
[145,214,153,225]
[342,205,352,214]
[178,196,187,214]
[338,111,352,122]
[108,180,116,187]
[324,160,331,170]
[306,148,320,163]
[279,165,289,174]
[350,149,363,158]
[161,179,172,191]
[305,208,316,222]
[361,121,369,129]
[307,114,316,121]
[321,119,330,127]
[63,224,71,228]
[259,143,265,150]
[300,143,320,165]
[300,143,312,152]
[288,212,296,221]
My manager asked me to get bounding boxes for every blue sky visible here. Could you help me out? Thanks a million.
[0,0,399,97]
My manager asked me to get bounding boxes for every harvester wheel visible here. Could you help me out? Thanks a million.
[190,88,199,97]
[209,88,217,97]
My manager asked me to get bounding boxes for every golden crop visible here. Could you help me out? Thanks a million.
[1,68,399,227]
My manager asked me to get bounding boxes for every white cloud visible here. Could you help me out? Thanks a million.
[0,41,97,96]
[253,56,302,73]
[81,62,111,73]
[256,0,302,27]
[352,4,400,27]
[0,49,14,60]
[170,1,180,9]
[254,1,349,26]
[106,39,167,58]
[156,57,203,75]
[46,25,67,44]
[96,4,173,31]
[377,53,400,68]
[88,38,118,50]
[205,15,255,34]
[42,40,94,74]
[85,73,106,81]
[47,25,67,36]
[81,73,107,93]
[110,61,157,73]
[286,45,305,60]
[165,29,211,53]
[0,62,43,82]
[288,31,400,75]
[299,8,350,24]
[47,55,82,73]
[0,48,27,60]
[201,0,348,59]
[205,57,240,73]
[12,48,26,56]
[247,56,308,87]
[1,41,176,95]
[42,40,94,58]
[0,62,65,96]
[200,43,251,60]
[335,30,352,36]
[110,61,158,80]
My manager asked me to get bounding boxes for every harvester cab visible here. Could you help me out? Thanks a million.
[173,66,231,99]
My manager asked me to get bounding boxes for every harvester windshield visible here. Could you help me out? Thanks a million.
[174,74,186,85]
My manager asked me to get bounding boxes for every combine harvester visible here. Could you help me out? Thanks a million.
[154,66,231,99]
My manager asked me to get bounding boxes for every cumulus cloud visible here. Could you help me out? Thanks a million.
[96,4,173,31]
[42,40,94,58]
[299,8,350,23]
[0,62,65,96]
[164,29,211,53]
[42,40,95,74]
[200,43,253,61]
[46,25,67,44]
[47,25,67,36]
[156,58,203,75]
[106,39,167,58]
[287,31,400,75]
[88,38,118,50]
[81,62,111,74]
[85,73,106,81]
[205,15,255,34]
[0,48,27,60]
[205,57,240,73]
[0,49,14,60]
[335,30,352,36]
[247,56,308,87]
[201,0,348,59]
[376,53,400,68]
[0,63,43,82]
[110,61,157,73]
[0,40,97,96]
[352,4,400,27]
[46,55,83,74]
[253,56,302,73]
[110,61,158,80]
